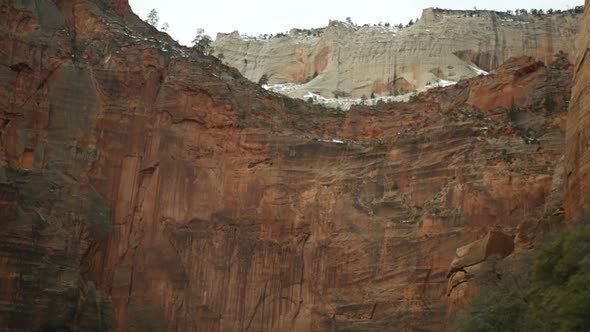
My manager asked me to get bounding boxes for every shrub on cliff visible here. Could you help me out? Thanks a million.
[451,288,538,332]
[146,9,159,28]
[451,222,590,332]
[551,51,570,70]
[529,222,590,331]
[192,28,212,55]
[258,74,269,85]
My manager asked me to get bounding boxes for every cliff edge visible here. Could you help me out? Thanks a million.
[214,8,580,99]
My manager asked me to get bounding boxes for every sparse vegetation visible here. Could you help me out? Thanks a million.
[146,9,159,28]
[508,97,523,122]
[544,93,557,113]
[528,222,590,331]
[551,51,571,70]
[512,6,583,16]
[192,28,212,55]
[451,288,537,332]
[541,202,562,218]
[373,143,388,152]
[360,94,367,105]
[258,74,269,85]
[333,90,350,99]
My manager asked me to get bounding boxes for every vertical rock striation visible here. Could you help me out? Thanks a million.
[565,0,590,220]
[213,8,581,98]
[0,1,577,331]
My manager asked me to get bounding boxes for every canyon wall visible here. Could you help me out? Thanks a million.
[0,1,577,331]
[214,8,580,98]
[565,0,590,220]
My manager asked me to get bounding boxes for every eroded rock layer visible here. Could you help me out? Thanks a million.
[214,8,580,98]
[0,1,574,331]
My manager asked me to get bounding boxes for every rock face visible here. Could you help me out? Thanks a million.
[0,1,575,331]
[445,231,514,310]
[213,8,581,98]
[447,231,514,279]
[565,0,590,220]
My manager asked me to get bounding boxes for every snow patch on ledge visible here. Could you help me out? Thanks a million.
[469,64,490,76]
[262,83,302,93]
[263,79,457,110]
[423,79,457,89]
[317,138,346,144]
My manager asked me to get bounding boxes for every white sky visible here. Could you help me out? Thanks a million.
[129,0,583,45]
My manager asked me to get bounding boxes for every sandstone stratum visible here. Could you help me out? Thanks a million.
[0,0,587,331]
[214,8,581,99]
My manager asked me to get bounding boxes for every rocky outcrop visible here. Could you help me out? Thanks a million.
[213,8,581,98]
[0,1,574,331]
[445,231,514,309]
[447,231,514,279]
[565,0,590,220]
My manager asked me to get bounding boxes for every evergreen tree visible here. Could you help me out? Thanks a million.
[192,28,212,55]
[146,9,159,28]
[258,74,269,85]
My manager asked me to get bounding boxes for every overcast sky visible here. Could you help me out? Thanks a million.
[129,0,583,45]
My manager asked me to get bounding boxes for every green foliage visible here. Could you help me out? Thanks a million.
[452,222,590,332]
[370,92,375,99]
[280,96,298,112]
[360,94,367,105]
[451,288,537,332]
[373,143,388,152]
[333,90,350,99]
[529,223,590,332]
[544,93,557,113]
[508,97,522,122]
[541,202,562,218]
[258,74,269,85]
[192,28,212,55]
[146,9,159,28]
[551,51,571,70]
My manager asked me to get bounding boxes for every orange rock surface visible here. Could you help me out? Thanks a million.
[565,0,590,220]
[0,1,576,331]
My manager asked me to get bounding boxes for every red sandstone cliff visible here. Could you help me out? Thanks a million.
[565,0,590,220]
[0,1,576,331]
